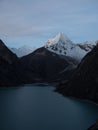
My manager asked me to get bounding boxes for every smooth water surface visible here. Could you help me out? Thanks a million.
[0,85,98,130]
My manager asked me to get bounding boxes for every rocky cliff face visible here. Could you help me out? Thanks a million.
[56,43,98,103]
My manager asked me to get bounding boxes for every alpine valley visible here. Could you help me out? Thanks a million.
[0,33,96,87]
[0,33,98,130]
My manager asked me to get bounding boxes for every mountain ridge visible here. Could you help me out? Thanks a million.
[45,33,95,62]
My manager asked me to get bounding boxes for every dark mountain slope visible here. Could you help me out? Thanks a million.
[0,40,23,86]
[0,39,18,64]
[56,43,98,103]
[20,47,76,83]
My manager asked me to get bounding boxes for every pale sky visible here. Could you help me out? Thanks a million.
[0,0,98,48]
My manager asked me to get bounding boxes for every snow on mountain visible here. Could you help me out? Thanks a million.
[10,45,36,57]
[45,33,95,61]
[45,32,73,45]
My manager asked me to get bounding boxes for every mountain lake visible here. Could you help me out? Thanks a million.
[0,85,98,130]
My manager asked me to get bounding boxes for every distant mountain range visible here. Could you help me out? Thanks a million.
[7,32,95,60]
[9,45,36,57]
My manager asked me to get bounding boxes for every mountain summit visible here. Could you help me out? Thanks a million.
[45,33,95,61]
[45,32,73,46]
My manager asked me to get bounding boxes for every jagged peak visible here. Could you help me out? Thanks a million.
[54,32,70,42]
[45,32,72,46]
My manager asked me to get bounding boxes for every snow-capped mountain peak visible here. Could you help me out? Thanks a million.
[45,33,95,62]
[45,32,73,46]
[53,32,71,43]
